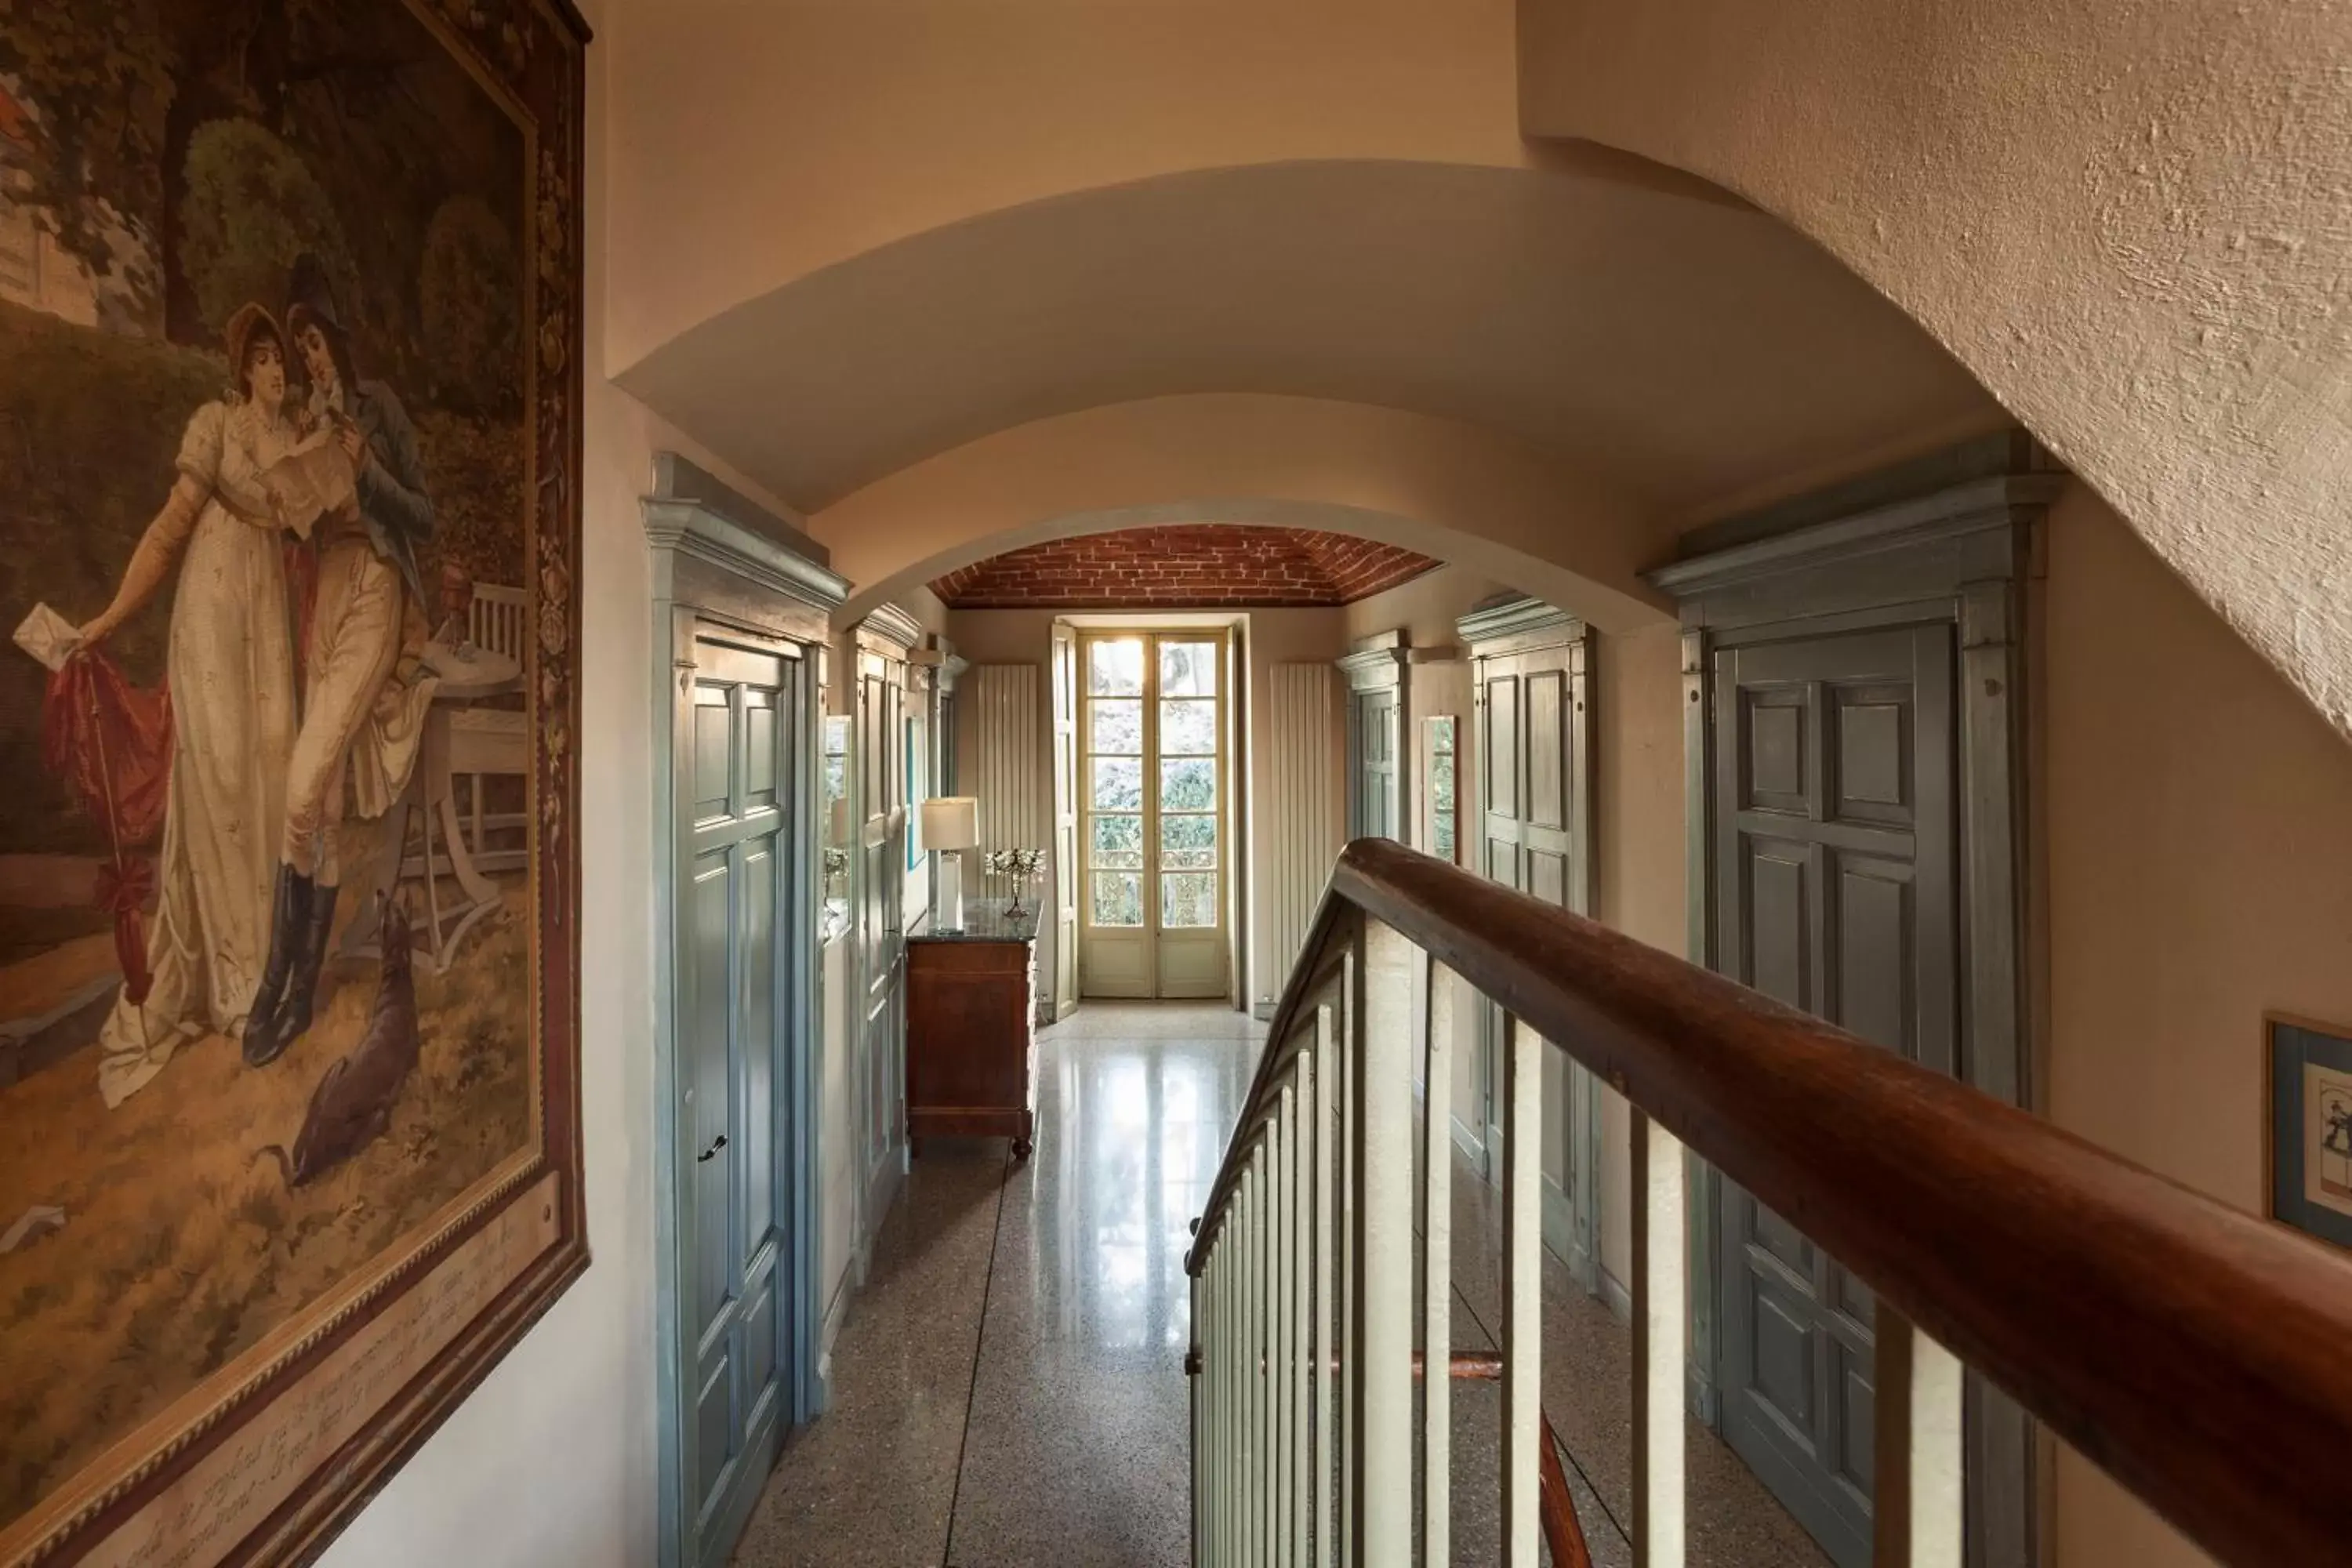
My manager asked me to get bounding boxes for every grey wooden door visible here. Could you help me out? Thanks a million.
[857,647,906,1236]
[1712,624,1958,1568]
[1349,685,1400,840]
[1474,636,1597,1279]
[677,631,799,1565]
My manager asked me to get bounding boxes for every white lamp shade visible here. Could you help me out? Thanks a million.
[920,796,980,852]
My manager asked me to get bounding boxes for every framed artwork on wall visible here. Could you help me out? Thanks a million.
[905,709,929,870]
[1421,715,1458,864]
[0,1,589,1563]
[2265,1012,2352,1252]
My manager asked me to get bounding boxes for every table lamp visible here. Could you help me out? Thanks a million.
[921,796,980,931]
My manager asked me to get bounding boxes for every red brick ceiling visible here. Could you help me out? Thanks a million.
[930,526,1439,609]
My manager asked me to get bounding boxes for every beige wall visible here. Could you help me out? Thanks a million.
[1588,623,1688,1287]
[1521,0,2352,744]
[2039,485,2352,1566]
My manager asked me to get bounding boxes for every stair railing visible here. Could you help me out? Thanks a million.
[1185,838,2352,1566]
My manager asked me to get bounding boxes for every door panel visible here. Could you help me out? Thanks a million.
[1713,624,1956,1568]
[676,629,799,1565]
[1467,625,1595,1282]
[858,652,906,1229]
[1349,684,1399,840]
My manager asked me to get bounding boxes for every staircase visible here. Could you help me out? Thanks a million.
[1185,840,2352,1566]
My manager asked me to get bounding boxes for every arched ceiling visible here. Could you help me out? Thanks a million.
[931,524,1438,609]
[616,159,2003,517]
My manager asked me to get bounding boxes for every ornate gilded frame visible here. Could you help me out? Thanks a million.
[5,2,589,1563]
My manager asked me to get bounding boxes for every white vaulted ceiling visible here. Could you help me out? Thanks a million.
[615,158,2002,518]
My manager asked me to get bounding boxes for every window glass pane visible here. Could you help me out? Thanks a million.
[1162,872,1218,928]
[1160,757,1215,811]
[1091,697,1142,754]
[1159,640,1217,697]
[1159,699,1216,756]
[1161,813,1217,869]
[1091,757,1143,811]
[1091,813,1144,869]
[1092,871,1144,927]
[1088,638,1144,696]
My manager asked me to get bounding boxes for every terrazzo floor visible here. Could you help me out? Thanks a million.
[730,1003,1830,1567]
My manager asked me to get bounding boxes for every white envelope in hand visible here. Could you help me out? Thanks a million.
[13,603,82,673]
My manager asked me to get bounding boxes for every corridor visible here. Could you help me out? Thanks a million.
[730,1004,1828,1567]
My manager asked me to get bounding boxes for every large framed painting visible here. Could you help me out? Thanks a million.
[2267,1012,2352,1253]
[0,1,587,1563]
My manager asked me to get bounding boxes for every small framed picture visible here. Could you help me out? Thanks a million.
[2264,1012,2352,1250]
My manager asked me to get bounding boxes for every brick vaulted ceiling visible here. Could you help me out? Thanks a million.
[929,525,1439,609]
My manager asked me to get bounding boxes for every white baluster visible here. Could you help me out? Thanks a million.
[1338,951,1359,1568]
[1194,1269,1207,1562]
[1421,957,1454,1560]
[1501,1014,1543,1568]
[1243,1160,1261,1568]
[1357,922,1413,1566]
[1312,1001,1338,1568]
[1632,1109,1686,1568]
[1210,1234,1226,1565]
[1273,1084,1295,1568]
[1873,1312,1963,1568]
[1293,1040,1318,1568]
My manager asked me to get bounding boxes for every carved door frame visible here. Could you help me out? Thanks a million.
[644,473,848,1568]
[1653,438,2060,1568]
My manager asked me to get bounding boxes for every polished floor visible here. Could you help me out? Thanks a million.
[731,1004,1826,1567]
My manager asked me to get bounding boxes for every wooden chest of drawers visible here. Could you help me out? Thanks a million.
[905,907,1037,1159]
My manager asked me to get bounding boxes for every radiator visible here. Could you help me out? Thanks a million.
[964,665,1049,902]
[1269,662,1342,978]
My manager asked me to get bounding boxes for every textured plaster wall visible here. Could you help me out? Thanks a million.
[1522,0,2352,739]
[2041,484,2352,1566]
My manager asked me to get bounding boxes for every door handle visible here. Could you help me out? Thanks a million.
[696,1134,728,1163]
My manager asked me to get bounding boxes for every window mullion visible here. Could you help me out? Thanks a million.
[1145,632,1162,943]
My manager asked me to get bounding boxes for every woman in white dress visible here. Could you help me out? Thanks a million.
[77,303,303,1108]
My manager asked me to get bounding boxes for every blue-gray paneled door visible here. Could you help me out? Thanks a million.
[1711,623,1958,1568]
[679,630,800,1567]
[1348,684,1399,841]
[856,643,908,1236]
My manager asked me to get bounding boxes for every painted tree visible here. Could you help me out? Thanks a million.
[0,2,173,286]
[177,118,351,340]
[419,195,519,414]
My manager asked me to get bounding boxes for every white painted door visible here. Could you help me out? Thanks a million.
[1078,632,1231,1000]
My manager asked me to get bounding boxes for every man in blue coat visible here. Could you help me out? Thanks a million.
[245,256,439,1066]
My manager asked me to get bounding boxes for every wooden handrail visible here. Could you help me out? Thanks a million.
[1194,838,2352,1567]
